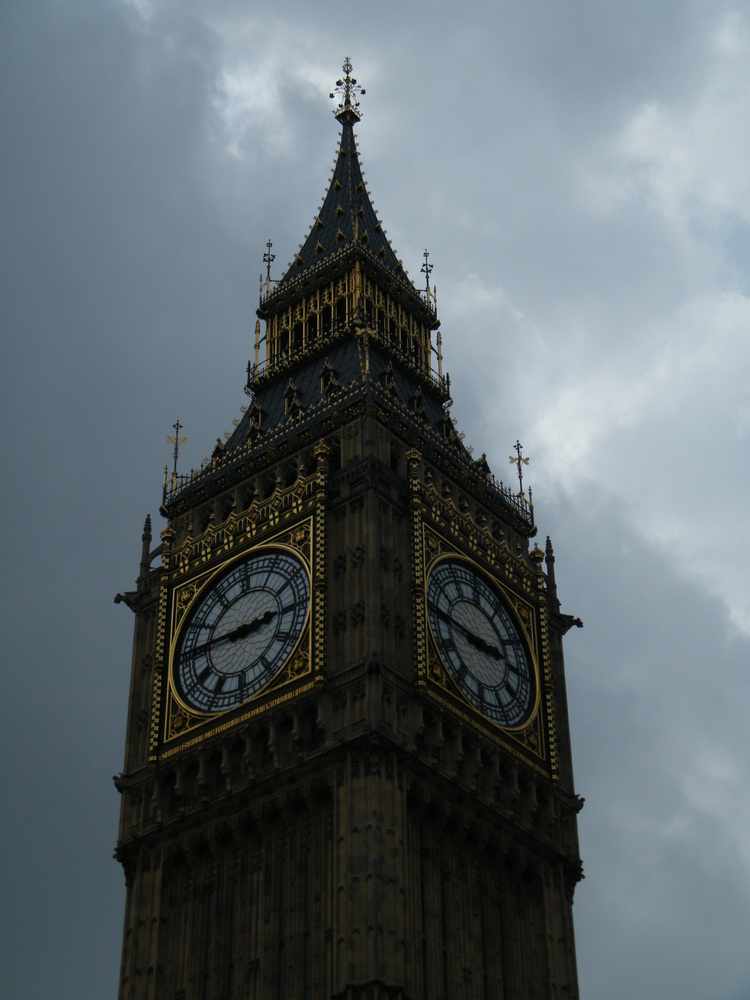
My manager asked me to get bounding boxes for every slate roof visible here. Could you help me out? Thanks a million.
[259,110,430,320]
[225,338,448,452]
[289,116,399,275]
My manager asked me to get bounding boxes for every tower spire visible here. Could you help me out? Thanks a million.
[266,58,404,300]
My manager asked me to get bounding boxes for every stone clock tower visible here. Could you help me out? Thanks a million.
[115,60,583,1000]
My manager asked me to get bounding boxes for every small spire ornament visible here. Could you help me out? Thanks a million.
[421,249,433,307]
[509,439,529,495]
[167,419,187,482]
[330,57,365,123]
[262,239,275,297]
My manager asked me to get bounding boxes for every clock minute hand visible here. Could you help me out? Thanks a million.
[435,608,505,661]
[187,610,277,658]
[462,629,504,661]
[224,610,276,642]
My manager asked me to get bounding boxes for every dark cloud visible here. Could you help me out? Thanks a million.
[2,2,748,997]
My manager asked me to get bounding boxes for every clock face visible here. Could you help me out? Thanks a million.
[426,558,535,727]
[173,548,310,714]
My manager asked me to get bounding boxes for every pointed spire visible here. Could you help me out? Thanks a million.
[264,59,403,303]
[140,514,152,577]
[545,536,558,601]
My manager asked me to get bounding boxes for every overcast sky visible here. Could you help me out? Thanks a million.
[2,1,749,997]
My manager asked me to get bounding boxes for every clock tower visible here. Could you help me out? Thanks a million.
[115,60,583,1000]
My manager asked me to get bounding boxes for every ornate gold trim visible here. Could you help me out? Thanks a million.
[407,449,427,690]
[419,519,551,769]
[169,472,317,580]
[157,679,318,759]
[313,441,329,684]
[533,544,559,779]
[163,621,314,743]
[151,508,318,758]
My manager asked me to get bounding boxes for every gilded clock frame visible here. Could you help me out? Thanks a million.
[149,450,329,760]
[408,450,558,776]
[424,550,541,728]
[170,536,311,705]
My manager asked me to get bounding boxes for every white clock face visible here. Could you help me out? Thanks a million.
[174,549,310,713]
[426,558,535,727]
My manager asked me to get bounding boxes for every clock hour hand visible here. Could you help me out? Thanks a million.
[187,610,277,658]
[434,607,505,661]
[223,610,276,642]
[461,628,504,661]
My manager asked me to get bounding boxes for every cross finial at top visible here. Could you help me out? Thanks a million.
[509,439,530,495]
[263,239,275,280]
[330,57,365,123]
[167,419,187,480]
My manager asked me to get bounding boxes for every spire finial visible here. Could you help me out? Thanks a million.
[330,57,365,123]
[167,419,187,484]
[263,239,275,297]
[509,439,529,496]
[421,249,433,307]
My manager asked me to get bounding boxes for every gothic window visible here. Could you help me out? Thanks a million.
[278,858,287,1000]
[321,304,332,336]
[379,361,397,393]
[284,379,305,417]
[329,437,342,473]
[261,473,278,499]
[292,322,303,353]
[411,389,427,419]
[439,411,459,445]
[247,400,264,445]
[320,360,342,398]
[227,881,239,1000]
[203,887,215,1000]
[303,848,312,1000]
[475,453,492,478]
[281,463,298,488]
[336,298,347,328]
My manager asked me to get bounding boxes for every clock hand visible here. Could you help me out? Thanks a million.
[461,629,504,661]
[223,610,277,641]
[187,610,277,658]
[433,607,505,661]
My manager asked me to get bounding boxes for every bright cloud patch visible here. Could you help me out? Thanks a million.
[601,11,750,227]
[530,291,750,634]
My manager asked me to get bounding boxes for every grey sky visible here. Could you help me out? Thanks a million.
[1,1,749,997]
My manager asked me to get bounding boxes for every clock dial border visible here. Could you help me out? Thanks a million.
[156,527,315,751]
[425,555,538,729]
[170,546,312,717]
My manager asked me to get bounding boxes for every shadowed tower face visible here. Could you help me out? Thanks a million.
[114,58,583,1000]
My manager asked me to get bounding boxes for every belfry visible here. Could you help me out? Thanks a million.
[115,59,583,999]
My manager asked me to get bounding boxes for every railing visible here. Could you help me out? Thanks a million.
[368,379,534,530]
[246,317,449,400]
[162,377,366,507]
[165,339,531,533]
